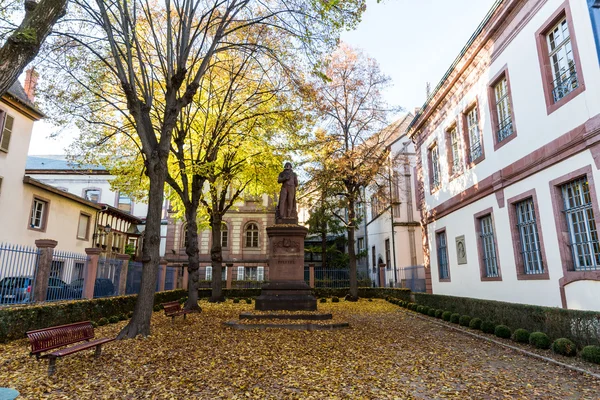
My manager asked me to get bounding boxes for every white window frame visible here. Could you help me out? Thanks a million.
[257,266,264,281]
[237,266,245,280]
[494,77,513,142]
[467,107,482,162]
[449,127,462,175]
[30,198,46,229]
[77,213,90,240]
[205,266,212,280]
[546,17,578,102]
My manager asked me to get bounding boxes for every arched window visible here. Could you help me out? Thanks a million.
[245,223,259,248]
[221,223,228,248]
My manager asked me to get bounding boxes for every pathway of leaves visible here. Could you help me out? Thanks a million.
[1,299,599,399]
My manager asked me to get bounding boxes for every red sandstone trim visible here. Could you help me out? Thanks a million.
[473,207,502,282]
[548,165,600,308]
[534,1,586,115]
[487,65,518,151]
[434,227,451,283]
[506,189,550,281]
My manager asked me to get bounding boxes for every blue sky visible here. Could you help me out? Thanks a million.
[28,0,497,155]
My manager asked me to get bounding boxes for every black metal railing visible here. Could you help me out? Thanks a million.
[552,70,579,103]
[469,141,483,163]
[496,117,513,143]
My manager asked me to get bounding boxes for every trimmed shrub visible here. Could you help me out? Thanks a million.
[529,332,551,349]
[413,292,600,347]
[332,297,340,303]
[442,311,452,321]
[417,305,425,314]
[108,316,120,324]
[428,309,436,317]
[552,338,577,357]
[512,329,530,343]
[581,346,600,364]
[118,314,127,321]
[233,298,240,304]
[319,298,327,303]
[245,298,252,304]
[450,313,460,324]
[435,309,444,318]
[459,315,472,327]
[422,306,431,315]
[97,318,108,326]
[494,325,511,339]
[481,320,496,334]
[469,318,483,330]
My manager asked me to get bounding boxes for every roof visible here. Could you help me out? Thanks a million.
[386,113,414,148]
[98,204,143,224]
[2,81,45,120]
[26,156,108,174]
[23,176,102,210]
[407,0,505,135]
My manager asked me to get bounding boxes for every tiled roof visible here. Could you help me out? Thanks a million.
[4,81,44,118]
[26,155,106,172]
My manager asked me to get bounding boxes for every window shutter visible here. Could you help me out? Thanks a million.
[205,266,212,281]
[257,266,264,281]
[237,266,244,280]
[0,115,14,153]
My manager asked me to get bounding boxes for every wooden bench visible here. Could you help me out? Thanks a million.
[26,321,115,376]
[161,301,193,321]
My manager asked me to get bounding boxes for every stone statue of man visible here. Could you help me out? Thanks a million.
[277,162,298,219]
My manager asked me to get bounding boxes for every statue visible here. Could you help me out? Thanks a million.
[277,162,298,221]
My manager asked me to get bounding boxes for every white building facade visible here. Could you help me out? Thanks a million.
[411,0,600,311]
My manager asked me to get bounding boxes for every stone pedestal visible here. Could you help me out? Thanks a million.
[255,224,316,311]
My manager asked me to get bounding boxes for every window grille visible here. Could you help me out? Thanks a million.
[437,231,449,279]
[562,178,600,271]
[547,18,579,102]
[494,78,513,142]
[480,215,499,277]
[515,198,544,274]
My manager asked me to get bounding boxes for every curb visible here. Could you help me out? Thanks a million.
[401,310,600,380]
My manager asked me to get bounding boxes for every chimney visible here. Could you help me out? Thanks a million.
[24,67,39,102]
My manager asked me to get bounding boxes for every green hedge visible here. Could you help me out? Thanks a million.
[414,293,600,347]
[196,287,410,301]
[0,289,186,343]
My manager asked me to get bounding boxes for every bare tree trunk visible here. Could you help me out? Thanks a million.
[184,206,201,311]
[210,214,225,302]
[347,195,358,301]
[0,0,67,97]
[117,152,167,339]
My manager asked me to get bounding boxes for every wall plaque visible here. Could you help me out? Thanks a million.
[455,235,467,265]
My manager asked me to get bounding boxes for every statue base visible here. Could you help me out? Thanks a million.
[255,224,316,311]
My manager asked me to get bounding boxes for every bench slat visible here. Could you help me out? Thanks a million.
[27,322,95,356]
[47,338,115,358]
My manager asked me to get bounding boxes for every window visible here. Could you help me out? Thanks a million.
[371,246,376,272]
[117,193,132,213]
[77,213,90,240]
[479,215,499,278]
[448,126,462,176]
[29,197,48,230]
[515,199,544,275]
[561,178,600,271]
[84,189,101,203]
[436,230,449,280]
[237,266,245,280]
[385,239,391,269]
[245,223,259,248]
[428,143,440,191]
[205,266,227,281]
[0,110,14,153]
[357,238,365,252]
[221,224,228,248]
[465,107,482,163]
[494,77,513,143]
[536,3,585,114]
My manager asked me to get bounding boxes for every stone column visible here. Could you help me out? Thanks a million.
[33,239,58,302]
[158,259,167,291]
[83,248,102,299]
[379,263,386,288]
[115,254,130,295]
[309,263,315,288]
[225,263,233,289]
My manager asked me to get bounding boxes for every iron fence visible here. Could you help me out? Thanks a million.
[399,265,426,292]
[305,267,372,288]
[0,243,39,305]
[94,258,121,298]
[47,250,89,302]
[125,261,143,295]
[164,266,177,290]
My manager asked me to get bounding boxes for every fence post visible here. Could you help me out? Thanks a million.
[116,254,130,295]
[83,248,102,299]
[226,263,233,289]
[33,239,58,302]
[309,263,315,288]
[158,259,167,291]
[379,263,386,287]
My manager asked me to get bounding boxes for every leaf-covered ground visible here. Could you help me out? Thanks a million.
[1,299,599,399]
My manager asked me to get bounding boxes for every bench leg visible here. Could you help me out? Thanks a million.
[48,358,57,376]
[95,345,102,358]
[183,313,187,320]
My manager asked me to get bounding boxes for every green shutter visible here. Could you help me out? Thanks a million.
[0,114,14,153]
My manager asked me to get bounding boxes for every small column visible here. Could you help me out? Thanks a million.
[379,263,386,288]
[115,254,130,295]
[158,259,167,291]
[83,248,102,299]
[182,266,189,290]
[34,239,58,302]
[225,263,233,289]
[309,263,315,288]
